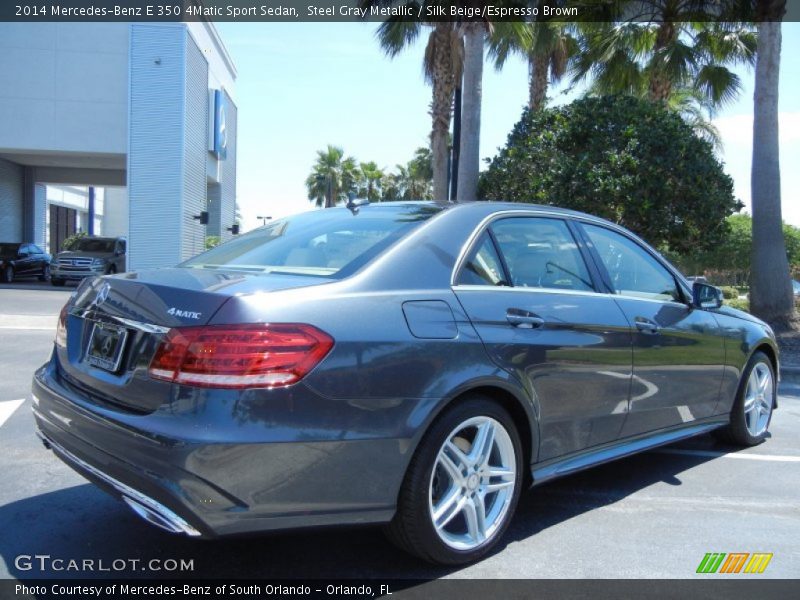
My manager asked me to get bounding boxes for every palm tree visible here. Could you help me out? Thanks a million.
[488,5,576,111]
[750,0,793,326]
[305,145,359,208]
[572,15,756,117]
[359,161,385,201]
[456,22,487,203]
[364,2,463,201]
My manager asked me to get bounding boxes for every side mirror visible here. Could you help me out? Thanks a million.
[18,251,29,258]
[692,281,723,310]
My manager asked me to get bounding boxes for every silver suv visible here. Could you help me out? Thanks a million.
[51,237,126,286]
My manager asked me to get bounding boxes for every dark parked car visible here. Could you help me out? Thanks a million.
[0,242,51,283]
[51,236,126,286]
[32,202,778,565]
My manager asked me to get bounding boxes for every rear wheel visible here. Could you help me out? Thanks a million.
[1,265,13,283]
[714,351,775,446]
[386,397,523,564]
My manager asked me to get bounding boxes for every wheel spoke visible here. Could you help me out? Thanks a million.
[463,494,487,543]
[440,443,467,483]
[485,479,515,493]
[433,487,465,530]
[469,421,495,467]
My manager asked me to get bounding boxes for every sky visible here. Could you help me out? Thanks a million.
[214,22,800,232]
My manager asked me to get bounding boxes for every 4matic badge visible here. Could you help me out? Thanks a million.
[167,307,202,320]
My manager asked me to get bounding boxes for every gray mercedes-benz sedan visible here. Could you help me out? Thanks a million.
[32,201,778,565]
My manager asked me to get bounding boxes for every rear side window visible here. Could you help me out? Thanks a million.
[457,233,507,286]
[182,205,441,278]
[489,218,594,292]
[582,224,681,302]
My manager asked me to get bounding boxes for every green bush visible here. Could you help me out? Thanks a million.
[720,286,739,300]
[204,236,221,250]
[479,96,741,254]
[725,298,750,312]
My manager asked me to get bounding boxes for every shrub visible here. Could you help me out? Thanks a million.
[479,96,741,254]
[204,236,222,250]
[725,298,750,312]
[720,286,739,300]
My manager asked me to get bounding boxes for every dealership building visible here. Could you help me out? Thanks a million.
[0,21,237,270]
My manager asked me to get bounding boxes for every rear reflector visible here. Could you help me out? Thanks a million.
[148,323,334,389]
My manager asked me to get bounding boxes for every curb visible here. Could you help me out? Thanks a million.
[780,366,800,384]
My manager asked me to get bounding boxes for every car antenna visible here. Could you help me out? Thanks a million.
[346,192,369,214]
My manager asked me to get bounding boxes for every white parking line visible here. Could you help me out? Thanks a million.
[0,315,57,330]
[654,447,800,463]
[0,399,25,427]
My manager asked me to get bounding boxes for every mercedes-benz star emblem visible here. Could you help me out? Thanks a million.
[92,283,111,308]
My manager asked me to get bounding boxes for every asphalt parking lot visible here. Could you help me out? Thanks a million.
[0,284,798,580]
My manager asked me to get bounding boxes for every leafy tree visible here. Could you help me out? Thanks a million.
[305,145,360,208]
[479,96,741,253]
[750,0,793,326]
[358,161,385,201]
[571,10,756,144]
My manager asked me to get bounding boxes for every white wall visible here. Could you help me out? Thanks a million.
[0,23,129,155]
[103,187,129,239]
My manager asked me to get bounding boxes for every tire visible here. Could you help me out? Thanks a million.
[107,265,117,275]
[714,351,775,446]
[39,264,50,282]
[51,278,66,287]
[1,265,13,284]
[386,396,523,565]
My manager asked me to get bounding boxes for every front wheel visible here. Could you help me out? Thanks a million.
[715,351,775,446]
[38,265,50,281]
[386,397,523,565]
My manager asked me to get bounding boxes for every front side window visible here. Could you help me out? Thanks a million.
[489,217,594,292]
[582,224,681,302]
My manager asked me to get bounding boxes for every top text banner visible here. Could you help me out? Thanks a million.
[3,1,798,22]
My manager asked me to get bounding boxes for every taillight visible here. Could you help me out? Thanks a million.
[148,323,334,389]
[55,304,68,348]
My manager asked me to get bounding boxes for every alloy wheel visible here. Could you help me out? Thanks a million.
[743,362,773,437]
[428,416,517,551]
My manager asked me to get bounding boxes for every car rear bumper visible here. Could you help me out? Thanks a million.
[31,360,404,537]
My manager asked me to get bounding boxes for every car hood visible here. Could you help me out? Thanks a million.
[716,305,772,330]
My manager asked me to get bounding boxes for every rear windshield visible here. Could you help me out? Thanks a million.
[73,238,116,253]
[182,204,442,278]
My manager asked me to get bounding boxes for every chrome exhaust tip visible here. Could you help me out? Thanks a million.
[123,496,189,535]
[40,431,202,537]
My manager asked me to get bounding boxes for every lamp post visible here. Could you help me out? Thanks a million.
[257,215,272,226]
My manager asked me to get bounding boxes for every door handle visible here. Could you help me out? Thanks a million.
[634,317,660,334]
[506,309,545,329]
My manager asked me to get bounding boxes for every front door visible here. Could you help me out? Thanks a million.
[453,216,633,462]
[579,223,726,436]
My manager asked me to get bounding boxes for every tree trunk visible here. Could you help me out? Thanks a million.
[751,15,793,326]
[429,24,456,202]
[529,53,549,111]
[648,21,675,104]
[456,25,484,203]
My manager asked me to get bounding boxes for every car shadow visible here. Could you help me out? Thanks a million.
[0,436,733,580]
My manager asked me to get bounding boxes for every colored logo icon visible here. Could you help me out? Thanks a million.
[697,553,773,574]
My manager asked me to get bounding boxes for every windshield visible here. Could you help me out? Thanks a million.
[0,243,20,257]
[73,239,116,253]
[182,204,442,278]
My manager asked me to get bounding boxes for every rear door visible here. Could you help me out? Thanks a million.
[452,216,633,461]
[578,222,726,436]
